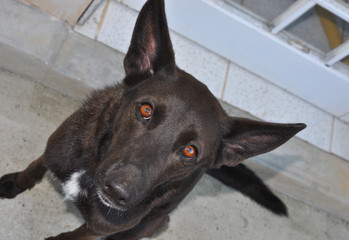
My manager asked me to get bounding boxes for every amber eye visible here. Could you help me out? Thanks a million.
[181,145,197,160]
[139,103,153,120]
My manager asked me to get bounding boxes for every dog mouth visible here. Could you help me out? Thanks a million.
[96,190,128,211]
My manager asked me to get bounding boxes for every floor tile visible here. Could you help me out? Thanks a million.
[332,118,349,161]
[340,112,349,123]
[53,32,125,89]
[223,62,333,151]
[0,0,68,64]
[97,1,138,54]
[170,32,229,98]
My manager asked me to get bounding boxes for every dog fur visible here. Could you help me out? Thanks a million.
[0,0,305,239]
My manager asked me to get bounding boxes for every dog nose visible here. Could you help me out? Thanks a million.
[103,181,132,206]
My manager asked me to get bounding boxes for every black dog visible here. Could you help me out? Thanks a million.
[0,0,305,239]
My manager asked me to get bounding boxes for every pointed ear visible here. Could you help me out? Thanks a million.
[124,0,175,77]
[211,118,306,169]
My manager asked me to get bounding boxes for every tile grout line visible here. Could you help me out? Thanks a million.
[339,111,349,118]
[94,0,112,40]
[329,116,335,152]
[220,61,231,100]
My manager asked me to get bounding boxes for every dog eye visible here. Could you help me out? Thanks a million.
[181,145,197,160]
[139,103,153,120]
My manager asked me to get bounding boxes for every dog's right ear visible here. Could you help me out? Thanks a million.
[211,118,306,169]
[123,0,175,84]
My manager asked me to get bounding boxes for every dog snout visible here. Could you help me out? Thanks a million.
[101,166,144,208]
[103,180,131,207]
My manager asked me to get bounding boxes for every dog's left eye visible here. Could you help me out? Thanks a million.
[139,103,153,120]
[181,145,198,161]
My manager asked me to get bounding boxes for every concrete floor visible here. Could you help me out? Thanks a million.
[1,70,349,239]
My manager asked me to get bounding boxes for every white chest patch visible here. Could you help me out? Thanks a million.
[62,170,87,201]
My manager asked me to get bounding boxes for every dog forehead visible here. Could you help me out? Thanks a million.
[143,71,222,109]
[124,70,226,133]
[156,77,224,137]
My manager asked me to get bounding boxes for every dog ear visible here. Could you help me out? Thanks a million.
[211,118,306,169]
[124,0,175,78]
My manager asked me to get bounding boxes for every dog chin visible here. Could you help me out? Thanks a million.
[97,191,128,211]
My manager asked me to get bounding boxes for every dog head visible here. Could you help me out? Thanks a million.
[95,0,305,211]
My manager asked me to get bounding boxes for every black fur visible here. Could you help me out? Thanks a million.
[0,0,305,239]
[207,165,288,216]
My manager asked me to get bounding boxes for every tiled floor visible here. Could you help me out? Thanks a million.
[0,71,82,240]
[341,112,349,122]
[170,32,229,98]
[332,118,349,159]
[0,0,67,64]
[1,70,349,240]
[223,63,333,151]
[97,1,137,53]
